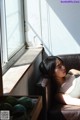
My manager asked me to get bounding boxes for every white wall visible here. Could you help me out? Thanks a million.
[24,0,80,55]
[47,0,80,55]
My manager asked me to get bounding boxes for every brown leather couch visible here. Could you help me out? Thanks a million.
[38,54,80,120]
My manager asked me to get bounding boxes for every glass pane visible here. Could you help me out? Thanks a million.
[5,0,24,58]
[26,0,41,47]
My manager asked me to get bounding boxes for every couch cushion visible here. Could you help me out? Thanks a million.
[61,105,80,120]
[48,104,80,120]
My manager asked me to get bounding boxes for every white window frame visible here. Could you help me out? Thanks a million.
[1,0,8,63]
[1,0,26,74]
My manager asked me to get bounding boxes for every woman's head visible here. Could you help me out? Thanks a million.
[39,56,66,80]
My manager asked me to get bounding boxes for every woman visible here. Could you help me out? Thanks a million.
[39,56,80,106]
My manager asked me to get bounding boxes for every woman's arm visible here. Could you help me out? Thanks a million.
[69,69,80,75]
[55,93,80,106]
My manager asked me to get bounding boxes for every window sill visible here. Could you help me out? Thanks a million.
[2,47,43,94]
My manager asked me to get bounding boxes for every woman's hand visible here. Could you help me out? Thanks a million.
[68,69,80,75]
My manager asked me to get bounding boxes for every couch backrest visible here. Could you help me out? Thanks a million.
[58,54,80,73]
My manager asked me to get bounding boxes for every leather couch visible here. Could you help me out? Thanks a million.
[38,54,80,120]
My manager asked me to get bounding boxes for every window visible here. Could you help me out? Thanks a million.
[1,0,26,74]
[24,0,42,47]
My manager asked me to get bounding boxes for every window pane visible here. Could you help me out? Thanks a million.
[5,0,25,58]
[25,0,41,47]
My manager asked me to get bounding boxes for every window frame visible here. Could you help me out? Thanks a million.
[0,0,3,95]
[1,0,26,75]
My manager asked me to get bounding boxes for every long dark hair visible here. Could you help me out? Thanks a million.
[39,56,63,103]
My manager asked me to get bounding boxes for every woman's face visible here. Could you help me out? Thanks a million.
[54,58,66,80]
